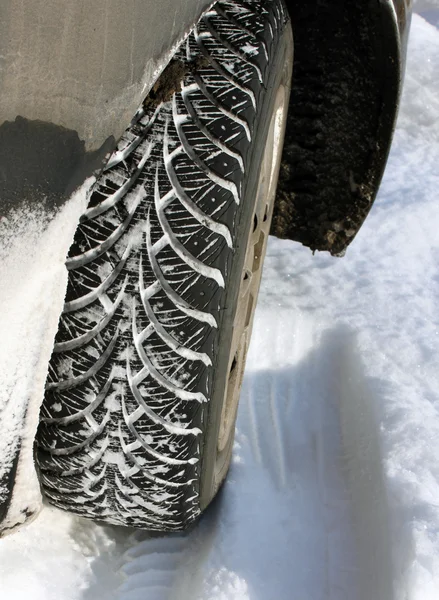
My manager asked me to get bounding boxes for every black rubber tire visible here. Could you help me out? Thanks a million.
[37,0,291,530]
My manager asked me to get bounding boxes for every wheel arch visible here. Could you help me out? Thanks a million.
[272,0,412,256]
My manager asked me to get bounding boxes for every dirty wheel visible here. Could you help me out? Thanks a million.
[37,0,293,530]
[209,81,290,499]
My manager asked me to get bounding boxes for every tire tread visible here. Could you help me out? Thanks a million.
[37,0,287,529]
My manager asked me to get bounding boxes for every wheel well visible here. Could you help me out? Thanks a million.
[272,0,404,255]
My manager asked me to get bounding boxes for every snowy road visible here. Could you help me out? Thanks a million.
[1,10,439,600]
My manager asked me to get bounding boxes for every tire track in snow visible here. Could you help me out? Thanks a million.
[118,534,192,600]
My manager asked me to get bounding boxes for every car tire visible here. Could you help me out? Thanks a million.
[37,0,293,530]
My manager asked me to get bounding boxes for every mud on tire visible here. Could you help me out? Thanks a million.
[37,0,291,530]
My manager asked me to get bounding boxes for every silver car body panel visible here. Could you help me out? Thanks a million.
[0,0,214,151]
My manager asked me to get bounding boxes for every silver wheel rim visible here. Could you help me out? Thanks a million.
[217,84,289,454]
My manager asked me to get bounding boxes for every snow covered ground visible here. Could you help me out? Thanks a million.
[1,10,439,600]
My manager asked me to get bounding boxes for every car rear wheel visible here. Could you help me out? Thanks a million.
[37,0,293,530]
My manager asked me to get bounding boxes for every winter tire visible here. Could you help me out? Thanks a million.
[37,0,293,530]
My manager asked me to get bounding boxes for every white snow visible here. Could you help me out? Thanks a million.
[414,0,439,10]
[0,179,94,533]
[1,11,439,600]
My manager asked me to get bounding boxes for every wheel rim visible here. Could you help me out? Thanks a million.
[217,84,289,454]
